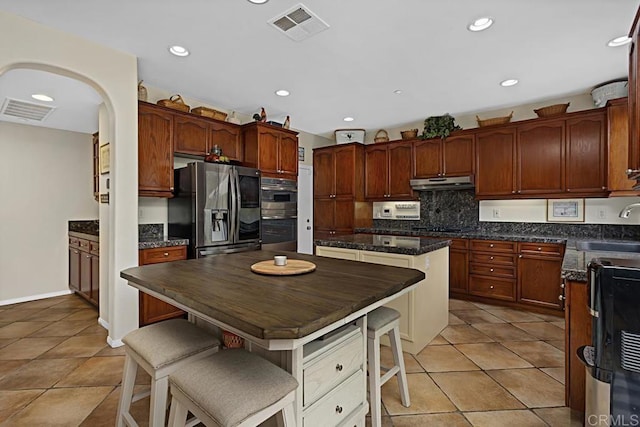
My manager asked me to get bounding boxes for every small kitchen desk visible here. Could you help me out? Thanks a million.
[120,250,424,427]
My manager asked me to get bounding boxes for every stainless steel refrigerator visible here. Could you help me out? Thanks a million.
[169,161,261,258]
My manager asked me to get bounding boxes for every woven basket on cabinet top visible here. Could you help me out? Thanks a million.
[533,103,570,118]
[374,129,389,143]
[400,129,419,139]
[157,95,190,112]
[476,111,513,127]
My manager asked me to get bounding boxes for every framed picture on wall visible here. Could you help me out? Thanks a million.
[99,143,110,174]
[547,199,584,222]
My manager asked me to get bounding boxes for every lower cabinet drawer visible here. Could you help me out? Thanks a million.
[303,332,363,406]
[469,263,515,278]
[303,370,364,427]
[139,246,187,264]
[469,275,515,301]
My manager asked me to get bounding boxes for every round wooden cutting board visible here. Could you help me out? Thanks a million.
[250,259,316,276]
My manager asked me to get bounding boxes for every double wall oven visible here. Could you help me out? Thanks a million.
[261,177,297,251]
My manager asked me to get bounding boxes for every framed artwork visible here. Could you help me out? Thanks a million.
[99,143,110,174]
[547,199,584,222]
[298,146,305,161]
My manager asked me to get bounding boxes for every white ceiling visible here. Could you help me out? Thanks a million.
[0,0,639,138]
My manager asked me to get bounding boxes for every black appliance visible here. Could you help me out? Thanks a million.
[169,161,261,258]
[583,258,640,421]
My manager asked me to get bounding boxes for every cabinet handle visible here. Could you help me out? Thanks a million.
[518,254,523,258]
[490,285,495,289]
[86,255,91,258]
[559,295,565,301]
[627,168,640,176]
[74,250,79,254]
[164,252,169,257]
[335,405,343,414]
[335,363,343,372]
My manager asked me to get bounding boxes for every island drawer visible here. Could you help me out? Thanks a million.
[469,263,515,278]
[139,246,187,265]
[469,276,515,301]
[303,370,364,427]
[470,252,516,265]
[303,330,363,406]
[470,240,516,253]
[518,242,564,257]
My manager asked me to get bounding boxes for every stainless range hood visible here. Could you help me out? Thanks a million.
[410,175,474,191]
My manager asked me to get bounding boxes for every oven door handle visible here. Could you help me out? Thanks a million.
[261,215,298,220]
[261,185,297,192]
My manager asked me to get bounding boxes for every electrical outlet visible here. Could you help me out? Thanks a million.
[598,209,606,219]
[492,208,501,219]
[139,208,144,219]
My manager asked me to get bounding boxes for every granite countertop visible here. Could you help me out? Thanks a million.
[561,246,640,282]
[314,234,451,256]
[355,228,566,244]
[69,220,188,249]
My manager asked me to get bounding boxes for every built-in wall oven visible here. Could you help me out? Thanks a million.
[261,177,297,251]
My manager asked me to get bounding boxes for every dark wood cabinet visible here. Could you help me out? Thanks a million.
[313,143,371,239]
[242,122,299,180]
[139,246,187,326]
[210,121,242,161]
[138,102,174,197]
[475,128,517,197]
[517,243,564,310]
[449,238,469,295]
[608,97,637,195]
[364,141,413,200]
[468,239,517,301]
[565,279,592,412]
[413,133,474,178]
[68,233,99,307]
[517,120,565,195]
[173,114,209,156]
[565,111,607,195]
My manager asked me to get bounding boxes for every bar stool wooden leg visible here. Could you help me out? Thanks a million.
[389,325,410,407]
[149,375,170,427]
[368,329,383,427]
[117,354,138,427]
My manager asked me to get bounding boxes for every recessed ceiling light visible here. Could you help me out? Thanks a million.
[343,117,354,122]
[500,79,519,87]
[275,89,290,97]
[608,35,631,47]
[169,45,190,57]
[468,17,494,32]
[247,0,268,3]
[393,90,403,94]
[31,94,54,102]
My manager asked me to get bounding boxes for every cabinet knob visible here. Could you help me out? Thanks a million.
[519,254,523,258]
[567,188,571,192]
[86,255,91,258]
[559,295,565,301]
[517,190,521,194]
[537,247,542,251]
[335,363,343,372]
[490,285,495,289]
[561,282,565,288]
[489,244,494,248]
[512,191,516,194]
[74,250,79,254]
[602,186,606,190]
[489,256,494,260]
[335,405,343,414]
[164,252,169,257]
[490,268,494,272]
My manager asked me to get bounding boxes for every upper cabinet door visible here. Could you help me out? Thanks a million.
[365,145,389,199]
[443,134,474,177]
[138,103,174,196]
[475,128,516,197]
[278,132,299,177]
[517,121,565,195]
[313,149,335,198]
[209,122,242,161]
[413,139,442,178]
[388,142,413,198]
[258,129,280,174]
[334,145,356,198]
[629,11,640,173]
[566,112,607,194]
[174,115,209,156]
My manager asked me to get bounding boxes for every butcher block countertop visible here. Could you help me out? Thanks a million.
[120,250,424,340]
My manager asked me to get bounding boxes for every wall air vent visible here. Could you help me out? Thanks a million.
[269,3,329,42]
[1,98,56,122]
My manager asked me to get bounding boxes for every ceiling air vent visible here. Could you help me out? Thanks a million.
[1,98,56,122]
[269,3,329,42]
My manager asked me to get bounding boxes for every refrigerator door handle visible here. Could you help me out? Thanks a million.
[231,167,240,243]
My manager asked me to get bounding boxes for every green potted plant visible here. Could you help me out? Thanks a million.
[421,114,461,139]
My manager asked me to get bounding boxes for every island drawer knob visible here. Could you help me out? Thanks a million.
[335,405,343,414]
[489,244,494,248]
[335,363,343,371]
[490,256,494,260]
[537,247,542,251]
[490,268,494,272]
[490,285,495,289]
[164,252,169,256]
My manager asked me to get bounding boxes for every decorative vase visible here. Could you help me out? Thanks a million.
[137,80,148,102]
[227,111,241,124]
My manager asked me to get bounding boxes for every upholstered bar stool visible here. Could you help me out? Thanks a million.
[116,319,221,427]
[367,306,410,427]
[167,348,298,427]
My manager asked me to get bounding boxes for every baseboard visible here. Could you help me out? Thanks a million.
[107,336,124,348]
[0,289,73,307]
[98,317,109,330]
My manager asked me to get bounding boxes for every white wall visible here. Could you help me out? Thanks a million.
[0,122,98,302]
[479,197,640,225]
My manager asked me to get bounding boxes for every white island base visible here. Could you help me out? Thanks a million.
[316,246,449,354]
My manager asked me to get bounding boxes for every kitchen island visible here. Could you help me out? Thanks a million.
[120,249,424,427]
[315,234,451,354]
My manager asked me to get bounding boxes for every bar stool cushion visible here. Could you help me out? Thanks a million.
[367,307,401,332]
[123,319,220,369]
[170,349,298,427]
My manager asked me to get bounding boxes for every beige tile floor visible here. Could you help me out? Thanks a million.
[0,294,584,426]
